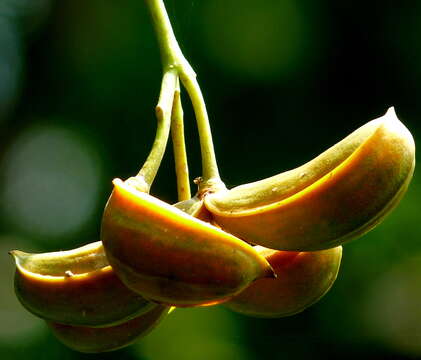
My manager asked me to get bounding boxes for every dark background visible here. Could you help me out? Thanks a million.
[1,0,420,359]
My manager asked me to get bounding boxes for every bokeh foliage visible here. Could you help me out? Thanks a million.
[1,0,420,359]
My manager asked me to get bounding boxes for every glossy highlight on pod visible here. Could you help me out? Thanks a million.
[224,246,342,317]
[8,0,417,354]
[101,178,275,307]
[11,241,156,327]
[204,108,415,250]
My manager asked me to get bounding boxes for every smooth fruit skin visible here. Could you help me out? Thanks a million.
[101,178,274,307]
[48,305,169,353]
[11,242,155,327]
[205,108,415,250]
[224,246,342,317]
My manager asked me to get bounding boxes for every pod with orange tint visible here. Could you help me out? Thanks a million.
[224,246,342,317]
[11,241,155,327]
[48,305,170,353]
[101,178,274,307]
[205,108,415,250]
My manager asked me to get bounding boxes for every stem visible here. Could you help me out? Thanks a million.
[179,72,222,191]
[144,0,183,70]
[144,0,224,193]
[136,69,177,191]
[171,78,191,201]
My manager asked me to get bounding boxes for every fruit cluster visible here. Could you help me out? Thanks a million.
[9,0,415,354]
[10,108,415,353]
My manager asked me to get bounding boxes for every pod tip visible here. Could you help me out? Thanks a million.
[381,105,415,149]
[8,250,18,257]
[120,176,149,193]
[9,250,21,264]
[8,249,29,260]
[384,106,397,120]
[112,177,124,187]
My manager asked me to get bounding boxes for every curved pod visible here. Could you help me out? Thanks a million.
[205,108,415,250]
[11,241,155,327]
[224,246,342,317]
[48,305,169,353]
[101,179,274,307]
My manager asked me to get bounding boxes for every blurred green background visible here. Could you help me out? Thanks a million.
[1,0,420,359]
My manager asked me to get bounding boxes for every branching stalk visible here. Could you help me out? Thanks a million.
[144,0,225,194]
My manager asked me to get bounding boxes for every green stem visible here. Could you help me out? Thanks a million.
[144,0,183,70]
[171,78,191,201]
[179,71,224,193]
[144,0,224,193]
[136,69,177,191]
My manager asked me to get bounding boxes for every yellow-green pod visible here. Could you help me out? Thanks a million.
[48,305,170,353]
[205,108,415,250]
[101,178,274,307]
[224,246,342,317]
[11,241,156,327]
